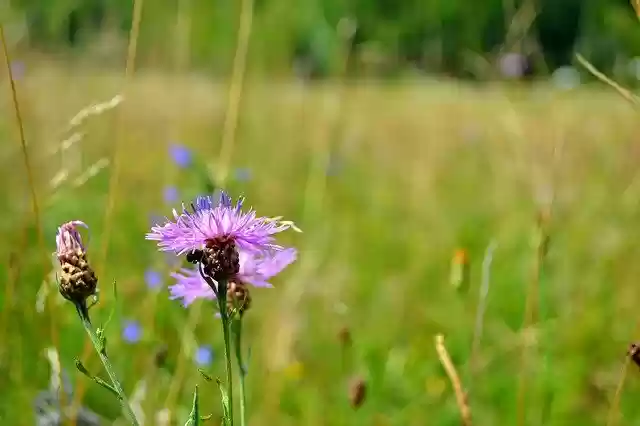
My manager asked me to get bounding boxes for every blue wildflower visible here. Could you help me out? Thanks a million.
[163,186,179,204]
[169,143,192,168]
[145,269,162,290]
[195,345,214,367]
[122,321,142,343]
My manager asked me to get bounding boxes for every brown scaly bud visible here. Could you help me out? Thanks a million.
[55,221,98,304]
[348,376,367,409]
[202,236,240,283]
[338,326,352,349]
[628,343,640,368]
[154,344,169,369]
[226,280,251,316]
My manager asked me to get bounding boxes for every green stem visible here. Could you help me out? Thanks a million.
[232,319,247,426]
[75,303,140,426]
[218,282,235,426]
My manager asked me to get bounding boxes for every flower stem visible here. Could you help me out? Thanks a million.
[75,303,140,426]
[218,281,235,426]
[232,319,247,426]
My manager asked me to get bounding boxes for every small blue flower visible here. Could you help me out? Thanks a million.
[145,269,162,290]
[234,167,252,182]
[122,321,142,343]
[169,143,192,168]
[163,186,179,204]
[195,345,214,367]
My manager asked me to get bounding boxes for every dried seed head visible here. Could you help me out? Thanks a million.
[629,343,640,368]
[55,221,97,304]
[338,326,352,349]
[202,237,240,283]
[348,376,367,409]
[227,280,251,316]
[58,249,98,303]
[154,344,169,369]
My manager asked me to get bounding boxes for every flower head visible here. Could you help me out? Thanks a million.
[145,269,162,290]
[169,248,297,307]
[122,320,142,343]
[195,345,214,367]
[55,221,97,304]
[169,143,192,168]
[146,191,294,257]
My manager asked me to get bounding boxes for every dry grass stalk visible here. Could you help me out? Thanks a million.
[435,334,472,426]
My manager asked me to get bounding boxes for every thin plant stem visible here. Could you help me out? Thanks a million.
[435,334,472,426]
[0,26,41,241]
[75,0,144,409]
[232,319,247,426]
[0,22,63,409]
[216,0,254,184]
[467,240,497,389]
[74,303,140,426]
[217,280,235,426]
[575,54,640,107]
[605,327,640,426]
[516,213,548,426]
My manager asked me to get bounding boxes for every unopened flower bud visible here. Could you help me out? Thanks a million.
[348,376,367,409]
[55,221,97,304]
[227,280,251,315]
[629,343,640,369]
[338,326,352,349]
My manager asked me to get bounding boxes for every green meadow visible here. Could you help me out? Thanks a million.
[3,59,640,425]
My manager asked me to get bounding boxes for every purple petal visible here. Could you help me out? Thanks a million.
[146,191,293,255]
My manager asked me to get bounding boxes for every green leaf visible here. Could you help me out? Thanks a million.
[198,368,214,382]
[184,385,200,426]
[103,280,118,330]
[216,379,231,426]
[74,358,120,399]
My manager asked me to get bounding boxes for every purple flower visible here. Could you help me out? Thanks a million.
[55,221,89,261]
[163,186,179,204]
[169,144,192,168]
[195,345,214,366]
[122,321,142,343]
[146,191,294,256]
[145,269,162,290]
[169,248,297,306]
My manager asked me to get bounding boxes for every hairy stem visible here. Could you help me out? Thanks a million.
[232,319,247,426]
[217,281,235,426]
[75,303,140,426]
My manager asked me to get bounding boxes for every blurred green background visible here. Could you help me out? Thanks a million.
[4,0,640,425]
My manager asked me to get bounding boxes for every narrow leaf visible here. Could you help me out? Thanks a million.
[198,368,213,382]
[184,385,200,426]
[75,358,120,399]
[216,379,231,425]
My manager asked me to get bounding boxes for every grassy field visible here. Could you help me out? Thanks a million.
[3,62,640,425]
